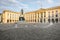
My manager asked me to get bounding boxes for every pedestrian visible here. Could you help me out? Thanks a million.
[15,23,17,28]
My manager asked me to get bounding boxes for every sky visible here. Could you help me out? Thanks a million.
[0,0,60,13]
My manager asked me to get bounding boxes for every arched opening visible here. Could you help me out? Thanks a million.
[44,19,45,23]
[7,20,9,23]
[40,19,42,23]
[35,19,36,22]
[52,19,55,23]
[55,18,58,23]
[56,14,58,17]
[48,19,50,23]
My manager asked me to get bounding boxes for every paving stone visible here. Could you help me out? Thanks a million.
[0,23,60,40]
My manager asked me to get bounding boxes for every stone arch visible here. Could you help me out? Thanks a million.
[48,19,50,23]
[52,19,55,23]
[44,19,45,23]
[40,18,42,23]
[55,18,58,23]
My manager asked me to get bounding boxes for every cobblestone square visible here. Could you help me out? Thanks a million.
[0,23,60,40]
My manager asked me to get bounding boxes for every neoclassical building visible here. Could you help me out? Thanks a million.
[2,10,20,23]
[1,6,60,23]
[24,6,60,23]
[0,13,2,23]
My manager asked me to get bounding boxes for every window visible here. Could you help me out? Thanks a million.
[52,14,54,17]
[56,14,58,17]
[38,13,39,22]
[8,14,9,16]
[56,10,58,13]
[38,13,39,18]
[56,10,58,17]
[48,12,50,13]
[52,11,54,13]
[48,15,50,18]
[52,11,54,17]
[41,12,43,18]
[48,12,50,18]
[35,20,36,22]
[38,19,39,22]
[10,20,11,22]
[44,12,46,17]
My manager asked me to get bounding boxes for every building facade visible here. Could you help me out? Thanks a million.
[24,6,60,23]
[1,6,60,23]
[46,7,60,23]
[0,14,2,23]
[2,10,20,23]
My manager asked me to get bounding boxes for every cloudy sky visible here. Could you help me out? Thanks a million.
[0,0,60,13]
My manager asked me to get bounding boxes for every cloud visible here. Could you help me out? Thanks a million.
[0,6,6,10]
[54,2,60,6]
[0,0,43,13]
[0,0,29,12]
[35,1,41,4]
[18,0,34,2]
[0,0,59,13]
[0,0,28,7]
[47,0,54,4]
[30,0,41,4]
[56,2,60,5]
[8,0,18,3]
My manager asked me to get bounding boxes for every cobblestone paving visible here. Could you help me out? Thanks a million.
[0,23,60,40]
